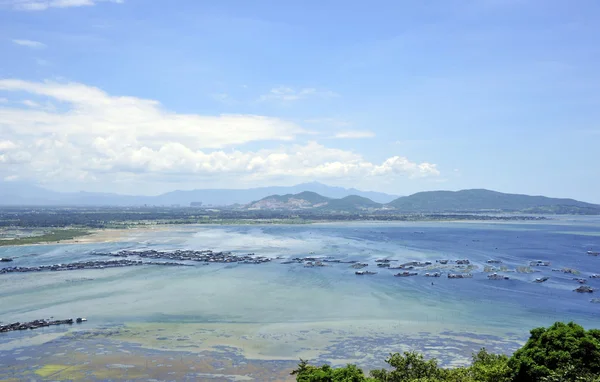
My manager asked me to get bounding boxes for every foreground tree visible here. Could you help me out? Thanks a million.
[508,322,600,382]
[370,351,445,381]
[291,322,600,382]
[291,359,376,382]
[469,349,511,382]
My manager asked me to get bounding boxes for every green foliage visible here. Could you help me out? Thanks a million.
[370,351,445,381]
[292,322,600,382]
[291,359,376,382]
[470,349,511,382]
[509,322,600,382]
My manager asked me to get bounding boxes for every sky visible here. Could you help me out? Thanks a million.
[0,0,599,202]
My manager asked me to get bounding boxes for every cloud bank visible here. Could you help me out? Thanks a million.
[0,79,439,187]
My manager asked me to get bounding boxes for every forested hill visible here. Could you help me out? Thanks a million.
[387,189,600,214]
[246,189,600,214]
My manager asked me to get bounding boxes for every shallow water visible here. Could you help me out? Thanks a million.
[1,219,600,379]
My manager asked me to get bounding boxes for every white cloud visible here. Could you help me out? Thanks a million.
[0,79,304,149]
[0,140,18,150]
[259,86,338,102]
[332,131,375,139]
[0,79,439,187]
[5,0,122,11]
[12,39,46,48]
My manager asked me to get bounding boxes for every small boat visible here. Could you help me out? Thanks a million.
[488,273,510,280]
[351,263,368,269]
[355,270,377,275]
[587,251,600,256]
[486,259,502,264]
[424,272,441,277]
[377,263,390,268]
[0,258,13,262]
[436,259,449,265]
[530,260,551,266]
[394,271,418,277]
[574,278,587,284]
[590,274,600,279]
[448,273,473,279]
[534,277,549,283]
[574,285,594,293]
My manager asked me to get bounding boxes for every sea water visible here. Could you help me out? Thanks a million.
[1,218,599,377]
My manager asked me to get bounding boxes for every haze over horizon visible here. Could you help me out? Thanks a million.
[1,1,599,202]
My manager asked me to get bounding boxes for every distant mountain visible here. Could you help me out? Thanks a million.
[140,182,397,206]
[0,181,398,206]
[243,188,600,215]
[246,192,381,212]
[2,182,598,214]
[248,191,331,209]
[387,189,600,214]
[321,195,382,212]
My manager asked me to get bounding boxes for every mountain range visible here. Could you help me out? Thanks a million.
[1,181,599,214]
[246,189,600,214]
[0,181,398,206]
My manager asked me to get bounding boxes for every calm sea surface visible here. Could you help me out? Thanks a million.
[1,218,600,380]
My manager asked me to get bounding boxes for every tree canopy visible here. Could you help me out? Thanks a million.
[291,322,600,382]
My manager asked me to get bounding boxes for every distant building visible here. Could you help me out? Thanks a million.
[190,202,203,207]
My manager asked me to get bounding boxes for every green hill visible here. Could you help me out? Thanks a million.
[247,191,331,209]
[259,191,330,204]
[321,195,382,212]
[387,189,600,213]
[245,189,600,214]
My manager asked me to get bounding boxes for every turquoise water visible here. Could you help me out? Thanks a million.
[1,219,600,372]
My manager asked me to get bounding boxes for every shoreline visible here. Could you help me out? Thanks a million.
[0,216,566,247]
[0,226,171,247]
[0,218,551,248]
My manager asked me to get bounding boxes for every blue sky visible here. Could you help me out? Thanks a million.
[1,0,599,202]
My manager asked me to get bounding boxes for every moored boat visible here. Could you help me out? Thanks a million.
[394,271,418,277]
[574,285,594,293]
[530,260,551,266]
[448,273,473,279]
[355,270,377,275]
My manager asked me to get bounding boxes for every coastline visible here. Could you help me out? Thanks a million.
[0,214,576,247]
[0,226,170,247]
